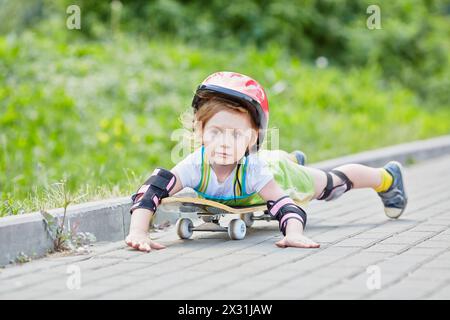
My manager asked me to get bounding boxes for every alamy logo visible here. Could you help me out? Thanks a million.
[66,5,81,30]
[366,5,382,30]
[366,265,381,290]
[66,264,81,290]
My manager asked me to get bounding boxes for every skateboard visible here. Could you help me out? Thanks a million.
[160,196,287,240]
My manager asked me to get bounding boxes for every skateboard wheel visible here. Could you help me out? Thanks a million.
[176,218,193,239]
[240,213,254,228]
[228,219,246,240]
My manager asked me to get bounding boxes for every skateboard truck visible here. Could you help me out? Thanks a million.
[160,197,283,241]
[175,211,276,241]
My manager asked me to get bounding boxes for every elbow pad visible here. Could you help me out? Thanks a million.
[130,168,176,214]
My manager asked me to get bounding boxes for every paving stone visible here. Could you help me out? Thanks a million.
[365,243,411,253]
[368,279,442,300]
[426,283,450,299]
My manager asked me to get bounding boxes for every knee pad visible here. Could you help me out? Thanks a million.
[317,169,353,201]
[266,195,307,235]
[130,168,177,214]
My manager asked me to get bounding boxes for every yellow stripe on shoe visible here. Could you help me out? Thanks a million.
[374,168,393,193]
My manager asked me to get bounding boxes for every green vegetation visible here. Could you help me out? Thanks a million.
[1,0,449,216]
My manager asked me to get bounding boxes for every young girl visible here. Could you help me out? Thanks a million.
[125,71,408,252]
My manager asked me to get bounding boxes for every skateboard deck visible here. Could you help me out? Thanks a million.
[160,196,268,215]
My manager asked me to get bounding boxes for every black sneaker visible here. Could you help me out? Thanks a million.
[290,150,307,166]
[378,161,408,219]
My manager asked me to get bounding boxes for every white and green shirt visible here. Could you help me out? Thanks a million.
[172,145,315,207]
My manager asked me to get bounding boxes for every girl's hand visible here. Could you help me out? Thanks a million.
[125,232,166,252]
[275,232,320,249]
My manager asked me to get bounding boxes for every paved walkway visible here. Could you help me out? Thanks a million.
[1,155,450,300]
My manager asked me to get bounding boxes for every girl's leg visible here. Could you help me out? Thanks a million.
[302,164,386,200]
[301,166,328,199]
[327,164,383,189]
[302,162,407,218]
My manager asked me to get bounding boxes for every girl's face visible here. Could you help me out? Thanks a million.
[202,110,257,165]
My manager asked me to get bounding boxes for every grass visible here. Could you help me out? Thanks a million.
[1,28,449,216]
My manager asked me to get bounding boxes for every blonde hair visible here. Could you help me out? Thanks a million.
[179,93,259,153]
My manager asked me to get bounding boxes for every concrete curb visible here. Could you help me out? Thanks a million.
[1,134,450,266]
[310,135,450,171]
[0,197,131,266]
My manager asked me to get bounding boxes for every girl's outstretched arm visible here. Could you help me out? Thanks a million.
[258,179,320,249]
[125,170,184,252]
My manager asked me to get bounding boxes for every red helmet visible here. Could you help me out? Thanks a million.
[192,71,269,150]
